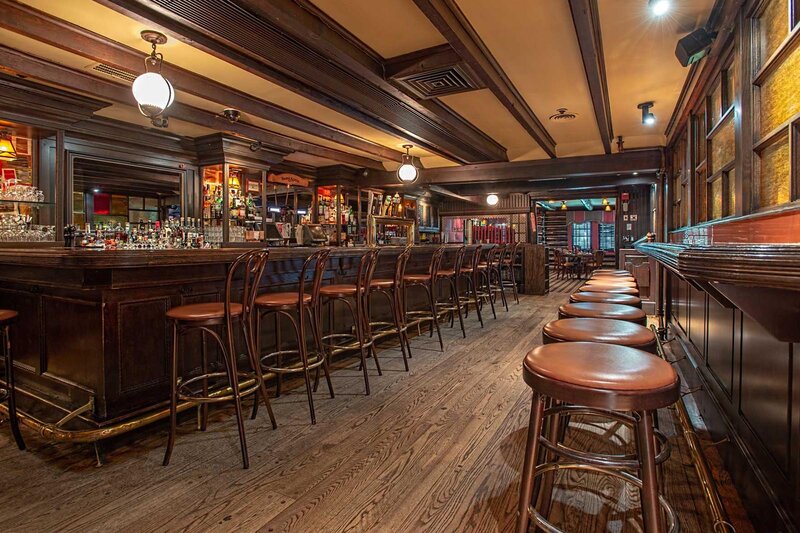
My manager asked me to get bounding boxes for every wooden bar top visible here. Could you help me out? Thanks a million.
[0,244,457,269]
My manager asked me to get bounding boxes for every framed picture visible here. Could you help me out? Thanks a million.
[247,179,261,193]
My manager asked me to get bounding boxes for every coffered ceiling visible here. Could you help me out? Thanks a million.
[0,0,716,184]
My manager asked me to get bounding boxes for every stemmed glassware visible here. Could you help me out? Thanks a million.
[0,185,46,203]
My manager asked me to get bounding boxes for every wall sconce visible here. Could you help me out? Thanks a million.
[132,31,175,127]
[0,131,17,161]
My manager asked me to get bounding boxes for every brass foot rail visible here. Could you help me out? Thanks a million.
[650,324,736,533]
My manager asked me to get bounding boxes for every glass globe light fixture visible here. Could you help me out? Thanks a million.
[486,193,499,206]
[649,0,670,16]
[397,144,419,183]
[132,31,175,126]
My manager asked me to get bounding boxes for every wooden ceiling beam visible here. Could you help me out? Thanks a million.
[0,46,386,169]
[412,0,557,158]
[0,1,404,164]
[434,174,657,196]
[568,0,613,154]
[361,148,663,186]
[98,0,508,164]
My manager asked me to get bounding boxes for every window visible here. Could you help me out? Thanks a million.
[599,224,615,251]
[572,221,591,250]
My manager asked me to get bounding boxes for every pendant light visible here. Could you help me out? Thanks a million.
[604,204,612,212]
[601,198,609,205]
[397,144,419,183]
[560,201,568,210]
[0,131,17,161]
[649,0,670,16]
[132,31,175,127]
[486,193,499,206]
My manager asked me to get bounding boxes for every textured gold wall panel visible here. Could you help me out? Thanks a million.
[710,177,723,220]
[726,169,736,216]
[759,43,800,137]
[758,0,789,68]
[710,82,723,126]
[696,168,708,222]
[758,138,791,207]
[711,118,735,173]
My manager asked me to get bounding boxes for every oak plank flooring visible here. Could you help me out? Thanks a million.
[0,293,748,532]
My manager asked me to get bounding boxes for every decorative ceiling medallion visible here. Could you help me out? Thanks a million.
[548,108,578,122]
[395,64,481,99]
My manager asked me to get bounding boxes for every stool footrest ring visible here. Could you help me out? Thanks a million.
[177,371,261,403]
[541,405,672,468]
[526,462,679,533]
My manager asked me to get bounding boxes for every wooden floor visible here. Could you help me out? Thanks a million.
[0,293,750,532]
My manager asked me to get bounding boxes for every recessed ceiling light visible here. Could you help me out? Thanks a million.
[638,101,656,126]
[633,172,639,176]
[649,0,670,16]
[92,188,101,193]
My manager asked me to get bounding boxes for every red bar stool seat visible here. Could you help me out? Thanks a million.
[559,302,647,325]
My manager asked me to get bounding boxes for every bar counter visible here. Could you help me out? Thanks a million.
[0,245,451,439]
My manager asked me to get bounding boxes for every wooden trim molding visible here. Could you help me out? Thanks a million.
[411,0,557,158]
[568,0,614,154]
[98,0,509,164]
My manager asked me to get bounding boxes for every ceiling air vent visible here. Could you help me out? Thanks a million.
[90,63,137,83]
[549,108,578,122]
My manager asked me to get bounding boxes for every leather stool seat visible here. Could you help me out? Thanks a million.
[255,292,312,308]
[523,342,678,411]
[579,284,639,295]
[569,291,642,308]
[166,302,242,321]
[319,284,361,298]
[543,318,656,352]
[403,273,430,283]
[590,275,636,282]
[585,279,638,288]
[0,309,18,324]
[593,269,631,276]
[370,278,395,289]
[437,269,457,277]
[559,302,646,325]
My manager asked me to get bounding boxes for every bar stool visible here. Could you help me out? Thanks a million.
[516,342,680,533]
[476,245,499,320]
[590,275,636,284]
[457,245,485,328]
[404,247,445,351]
[484,244,509,312]
[559,301,647,325]
[435,245,467,338]
[0,310,25,450]
[320,248,381,395]
[579,283,640,295]
[369,246,412,370]
[164,249,276,468]
[500,241,521,304]
[543,318,656,353]
[569,291,642,308]
[255,249,332,425]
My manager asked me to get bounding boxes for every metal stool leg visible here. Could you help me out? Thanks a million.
[221,326,249,469]
[636,409,664,533]
[516,392,546,533]
[163,322,180,467]
[3,324,24,451]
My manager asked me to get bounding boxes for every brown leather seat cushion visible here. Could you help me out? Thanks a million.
[370,278,395,289]
[319,284,359,297]
[404,273,430,283]
[543,318,655,347]
[167,302,242,321]
[585,279,638,288]
[436,269,456,277]
[579,284,639,295]
[569,292,642,307]
[559,302,646,322]
[0,309,18,324]
[523,342,679,410]
[591,274,635,282]
[255,292,312,308]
